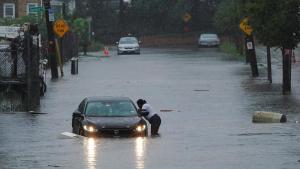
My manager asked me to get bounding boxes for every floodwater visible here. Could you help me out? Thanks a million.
[0,48,300,169]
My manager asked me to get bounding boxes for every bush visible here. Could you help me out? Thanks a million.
[219,40,244,60]
[88,41,104,52]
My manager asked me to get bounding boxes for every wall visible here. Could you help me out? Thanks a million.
[17,0,41,17]
[0,0,18,18]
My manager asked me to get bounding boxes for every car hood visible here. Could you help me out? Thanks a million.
[85,116,143,129]
[118,44,139,48]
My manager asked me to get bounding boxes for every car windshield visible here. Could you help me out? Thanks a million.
[85,100,137,117]
[119,37,138,44]
[201,34,218,39]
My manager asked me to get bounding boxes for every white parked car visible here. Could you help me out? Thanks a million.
[117,37,140,55]
[198,33,220,47]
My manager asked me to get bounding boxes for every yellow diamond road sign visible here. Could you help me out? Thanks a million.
[53,19,69,38]
[182,13,192,23]
[239,17,253,36]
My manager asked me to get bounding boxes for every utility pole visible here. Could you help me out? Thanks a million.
[282,48,292,94]
[266,46,272,83]
[240,17,258,77]
[119,0,124,35]
[245,35,259,77]
[43,0,58,79]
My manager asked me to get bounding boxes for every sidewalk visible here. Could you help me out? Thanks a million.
[255,45,300,94]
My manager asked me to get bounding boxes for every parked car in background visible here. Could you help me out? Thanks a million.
[198,33,220,47]
[117,36,140,55]
[72,96,148,137]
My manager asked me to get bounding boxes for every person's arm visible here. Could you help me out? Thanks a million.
[138,109,149,117]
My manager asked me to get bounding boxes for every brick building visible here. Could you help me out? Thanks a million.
[0,0,41,18]
[0,0,75,19]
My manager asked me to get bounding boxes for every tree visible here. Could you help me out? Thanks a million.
[71,18,90,55]
[213,0,246,54]
[74,0,220,40]
[248,0,300,48]
[0,15,47,41]
[247,0,300,94]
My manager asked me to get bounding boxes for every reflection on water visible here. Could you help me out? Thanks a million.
[135,137,147,169]
[84,138,97,169]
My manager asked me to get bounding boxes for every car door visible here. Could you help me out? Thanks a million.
[72,99,86,133]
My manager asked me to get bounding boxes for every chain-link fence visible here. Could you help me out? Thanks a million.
[0,32,40,112]
[0,49,26,80]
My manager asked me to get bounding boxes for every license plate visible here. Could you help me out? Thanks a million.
[114,130,119,135]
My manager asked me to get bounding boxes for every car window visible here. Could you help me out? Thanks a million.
[201,34,218,39]
[85,101,137,117]
[119,37,138,44]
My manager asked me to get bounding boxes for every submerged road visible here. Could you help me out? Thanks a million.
[0,48,300,169]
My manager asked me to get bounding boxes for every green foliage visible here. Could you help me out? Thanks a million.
[214,0,244,37]
[247,0,300,49]
[220,39,243,59]
[131,0,189,34]
[213,0,245,54]
[71,18,89,36]
[75,0,219,42]
[71,18,90,51]
[0,15,47,40]
[88,41,104,52]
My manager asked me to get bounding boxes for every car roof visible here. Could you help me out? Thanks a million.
[120,36,138,40]
[85,96,133,102]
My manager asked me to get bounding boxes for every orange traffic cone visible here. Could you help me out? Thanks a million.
[103,47,109,56]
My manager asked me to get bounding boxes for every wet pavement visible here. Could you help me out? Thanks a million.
[1,47,300,169]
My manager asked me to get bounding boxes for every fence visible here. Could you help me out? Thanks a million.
[0,31,79,112]
[0,32,40,112]
[0,49,26,80]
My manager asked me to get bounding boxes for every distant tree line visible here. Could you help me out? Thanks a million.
[214,0,300,94]
[75,0,220,43]
[214,0,300,53]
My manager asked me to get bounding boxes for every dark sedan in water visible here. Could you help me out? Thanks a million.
[72,96,148,137]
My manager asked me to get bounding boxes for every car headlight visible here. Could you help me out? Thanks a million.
[135,124,146,132]
[83,125,98,132]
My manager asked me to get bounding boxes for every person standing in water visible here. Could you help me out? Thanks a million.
[136,99,161,136]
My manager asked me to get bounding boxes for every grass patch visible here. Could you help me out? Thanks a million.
[88,41,104,52]
[220,40,244,60]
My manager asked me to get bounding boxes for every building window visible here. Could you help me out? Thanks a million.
[3,3,15,18]
[27,3,38,15]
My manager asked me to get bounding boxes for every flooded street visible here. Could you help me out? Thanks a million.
[1,48,300,169]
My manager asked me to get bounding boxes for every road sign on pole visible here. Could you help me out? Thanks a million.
[53,19,69,38]
[239,17,253,36]
[182,13,192,23]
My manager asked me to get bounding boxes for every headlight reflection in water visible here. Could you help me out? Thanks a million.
[135,137,147,169]
[84,138,97,169]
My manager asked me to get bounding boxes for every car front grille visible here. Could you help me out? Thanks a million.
[99,128,134,136]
